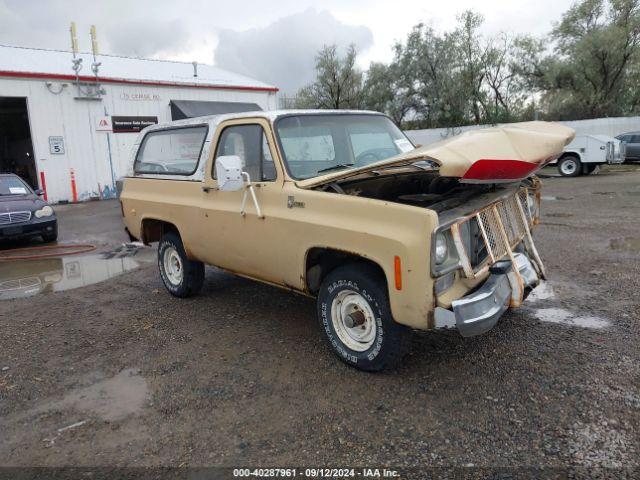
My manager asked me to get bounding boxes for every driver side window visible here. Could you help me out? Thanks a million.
[214,124,277,182]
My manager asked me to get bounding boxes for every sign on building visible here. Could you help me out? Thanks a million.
[111,116,158,133]
[95,116,113,131]
[48,136,65,154]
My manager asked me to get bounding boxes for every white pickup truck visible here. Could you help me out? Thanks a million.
[555,134,624,177]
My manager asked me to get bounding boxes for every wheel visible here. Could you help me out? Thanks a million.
[317,263,410,371]
[158,231,204,297]
[558,155,581,177]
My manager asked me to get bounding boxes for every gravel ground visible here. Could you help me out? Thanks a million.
[0,166,638,474]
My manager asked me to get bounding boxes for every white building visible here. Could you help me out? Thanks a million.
[0,44,278,203]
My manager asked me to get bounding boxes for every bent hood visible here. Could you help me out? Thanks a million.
[296,121,575,188]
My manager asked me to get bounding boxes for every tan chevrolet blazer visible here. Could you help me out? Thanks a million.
[120,110,574,371]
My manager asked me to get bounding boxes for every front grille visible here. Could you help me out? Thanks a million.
[0,211,32,225]
[468,217,489,268]
[454,188,537,278]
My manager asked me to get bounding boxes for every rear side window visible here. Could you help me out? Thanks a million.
[631,135,640,143]
[134,126,208,175]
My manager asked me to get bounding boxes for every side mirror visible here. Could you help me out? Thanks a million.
[215,155,244,192]
[34,189,45,196]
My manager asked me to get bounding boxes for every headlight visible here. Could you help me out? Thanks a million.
[527,193,538,218]
[435,232,449,264]
[35,206,54,218]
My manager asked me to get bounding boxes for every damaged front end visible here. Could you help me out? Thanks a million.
[295,119,574,336]
[432,179,545,336]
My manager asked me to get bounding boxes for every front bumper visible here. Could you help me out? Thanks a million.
[435,253,541,337]
[0,217,57,239]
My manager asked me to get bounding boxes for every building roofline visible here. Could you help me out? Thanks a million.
[0,43,278,93]
[0,70,279,93]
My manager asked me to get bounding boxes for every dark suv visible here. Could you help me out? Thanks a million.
[0,173,57,242]
[615,132,640,161]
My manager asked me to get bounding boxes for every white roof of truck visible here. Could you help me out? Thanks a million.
[0,44,277,92]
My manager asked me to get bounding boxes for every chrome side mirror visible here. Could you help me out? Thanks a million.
[215,155,244,192]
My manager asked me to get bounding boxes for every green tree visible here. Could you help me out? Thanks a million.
[388,11,536,128]
[295,44,364,109]
[361,62,415,124]
[541,0,640,118]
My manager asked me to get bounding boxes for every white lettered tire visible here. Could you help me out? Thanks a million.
[317,263,410,371]
[158,231,204,297]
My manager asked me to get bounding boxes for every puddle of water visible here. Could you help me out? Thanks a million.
[541,195,573,201]
[0,244,155,300]
[32,368,148,422]
[528,281,556,301]
[532,307,610,329]
[610,237,640,252]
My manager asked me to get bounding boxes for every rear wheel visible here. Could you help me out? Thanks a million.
[558,155,581,177]
[158,231,204,297]
[317,263,410,372]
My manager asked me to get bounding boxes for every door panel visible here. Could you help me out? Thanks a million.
[193,119,291,285]
[628,136,640,159]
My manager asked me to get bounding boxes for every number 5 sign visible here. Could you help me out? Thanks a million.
[49,136,65,155]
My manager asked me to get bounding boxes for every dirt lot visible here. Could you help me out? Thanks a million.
[1,166,639,473]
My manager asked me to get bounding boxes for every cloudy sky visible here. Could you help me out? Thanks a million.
[0,0,574,93]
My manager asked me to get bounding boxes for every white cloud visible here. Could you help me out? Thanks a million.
[0,0,575,92]
[214,9,373,94]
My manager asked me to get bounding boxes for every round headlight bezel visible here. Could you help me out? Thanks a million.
[35,205,54,218]
[435,232,449,265]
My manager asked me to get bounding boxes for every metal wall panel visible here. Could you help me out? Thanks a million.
[406,116,640,148]
[0,76,277,202]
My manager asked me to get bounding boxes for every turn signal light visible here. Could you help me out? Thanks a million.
[394,256,402,291]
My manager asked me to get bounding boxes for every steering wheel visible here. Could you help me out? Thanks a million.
[355,150,381,166]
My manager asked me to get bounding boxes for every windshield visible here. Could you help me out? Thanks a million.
[0,176,32,196]
[275,114,414,179]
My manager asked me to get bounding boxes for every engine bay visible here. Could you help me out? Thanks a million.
[317,171,499,213]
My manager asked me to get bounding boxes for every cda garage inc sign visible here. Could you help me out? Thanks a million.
[96,116,158,133]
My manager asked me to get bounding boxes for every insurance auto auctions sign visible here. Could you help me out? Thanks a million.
[111,116,158,133]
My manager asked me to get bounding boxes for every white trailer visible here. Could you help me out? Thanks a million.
[555,134,624,177]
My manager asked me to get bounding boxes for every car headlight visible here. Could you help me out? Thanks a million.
[34,206,54,218]
[527,193,539,218]
[435,232,449,265]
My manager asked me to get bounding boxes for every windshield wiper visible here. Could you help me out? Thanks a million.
[317,163,355,174]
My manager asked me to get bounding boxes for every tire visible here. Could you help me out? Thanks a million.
[317,263,410,372]
[558,155,581,177]
[158,231,204,297]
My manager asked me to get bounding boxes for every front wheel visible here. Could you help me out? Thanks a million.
[158,231,204,297]
[317,263,410,371]
[558,155,581,177]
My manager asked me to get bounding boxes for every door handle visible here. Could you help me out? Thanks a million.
[202,186,213,193]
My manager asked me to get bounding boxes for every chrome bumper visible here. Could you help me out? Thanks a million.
[435,253,541,337]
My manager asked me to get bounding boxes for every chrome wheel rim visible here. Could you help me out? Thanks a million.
[163,246,183,285]
[331,290,377,352]
[561,159,577,175]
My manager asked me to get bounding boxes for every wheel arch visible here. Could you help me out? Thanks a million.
[559,151,581,161]
[140,217,180,245]
[304,247,388,296]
